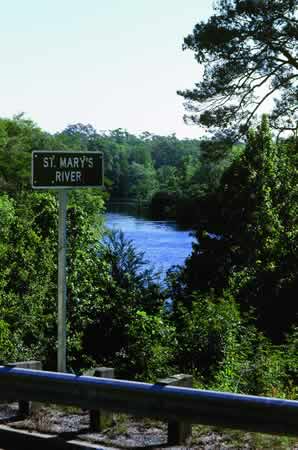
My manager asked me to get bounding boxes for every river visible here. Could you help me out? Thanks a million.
[105,206,194,278]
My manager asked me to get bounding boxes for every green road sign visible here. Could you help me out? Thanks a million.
[32,151,104,189]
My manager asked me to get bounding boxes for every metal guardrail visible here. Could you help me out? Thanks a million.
[0,365,297,436]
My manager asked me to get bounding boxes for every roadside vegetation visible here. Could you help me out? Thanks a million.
[0,0,297,413]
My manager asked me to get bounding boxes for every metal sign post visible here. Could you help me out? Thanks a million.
[58,190,67,372]
[32,150,104,373]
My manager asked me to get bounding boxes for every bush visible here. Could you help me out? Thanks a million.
[115,310,176,381]
[172,292,241,382]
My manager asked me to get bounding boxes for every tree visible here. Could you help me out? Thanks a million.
[178,0,298,139]
[56,123,102,152]
[177,117,298,341]
[127,162,158,201]
[82,230,164,372]
[62,123,97,138]
[0,117,56,191]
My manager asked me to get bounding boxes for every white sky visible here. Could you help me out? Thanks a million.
[0,1,215,138]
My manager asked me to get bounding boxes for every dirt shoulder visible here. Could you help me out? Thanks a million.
[0,403,297,449]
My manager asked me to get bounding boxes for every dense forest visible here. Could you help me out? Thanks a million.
[0,0,297,400]
[58,122,240,225]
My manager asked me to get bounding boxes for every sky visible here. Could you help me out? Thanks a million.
[0,1,216,139]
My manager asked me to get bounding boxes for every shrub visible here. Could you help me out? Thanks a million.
[116,310,176,381]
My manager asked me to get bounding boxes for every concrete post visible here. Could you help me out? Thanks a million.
[157,373,193,445]
[89,367,115,431]
[6,361,42,416]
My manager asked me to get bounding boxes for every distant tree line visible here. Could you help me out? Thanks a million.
[54,123,242,226]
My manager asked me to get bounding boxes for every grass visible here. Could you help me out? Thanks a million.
[192,424,298,449]
[6,403,298,449]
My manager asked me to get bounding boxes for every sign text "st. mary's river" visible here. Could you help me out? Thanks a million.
[32,151,103,189]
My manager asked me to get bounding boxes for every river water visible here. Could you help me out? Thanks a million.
[105,207,194,278]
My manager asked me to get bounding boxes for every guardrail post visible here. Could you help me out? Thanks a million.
[6,361,42,416]
[157,373,193,445]
[89,367,115,431]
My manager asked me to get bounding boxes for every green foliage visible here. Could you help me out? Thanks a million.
[156,165,179,194]
[150,138,238,225]
[116,310,176,381]
[170,290,297,398]
[0,116,58,191]
[73,229,164,372]
[0,189,111,370]
[212,324,297,398]
[172,292,241,382]
[0,319,13,362]
[0,116,110,369]
[180,117,298,340]
[178,0,298,138]
[56,122,237,227]
[127,161,158,201]
[102,229,162,308]
[166,117,297,396]
[0,114,296,401]
[0,191,58,363]
[0,194,15,265]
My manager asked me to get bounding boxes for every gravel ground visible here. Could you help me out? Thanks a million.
[1,403,298,449]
